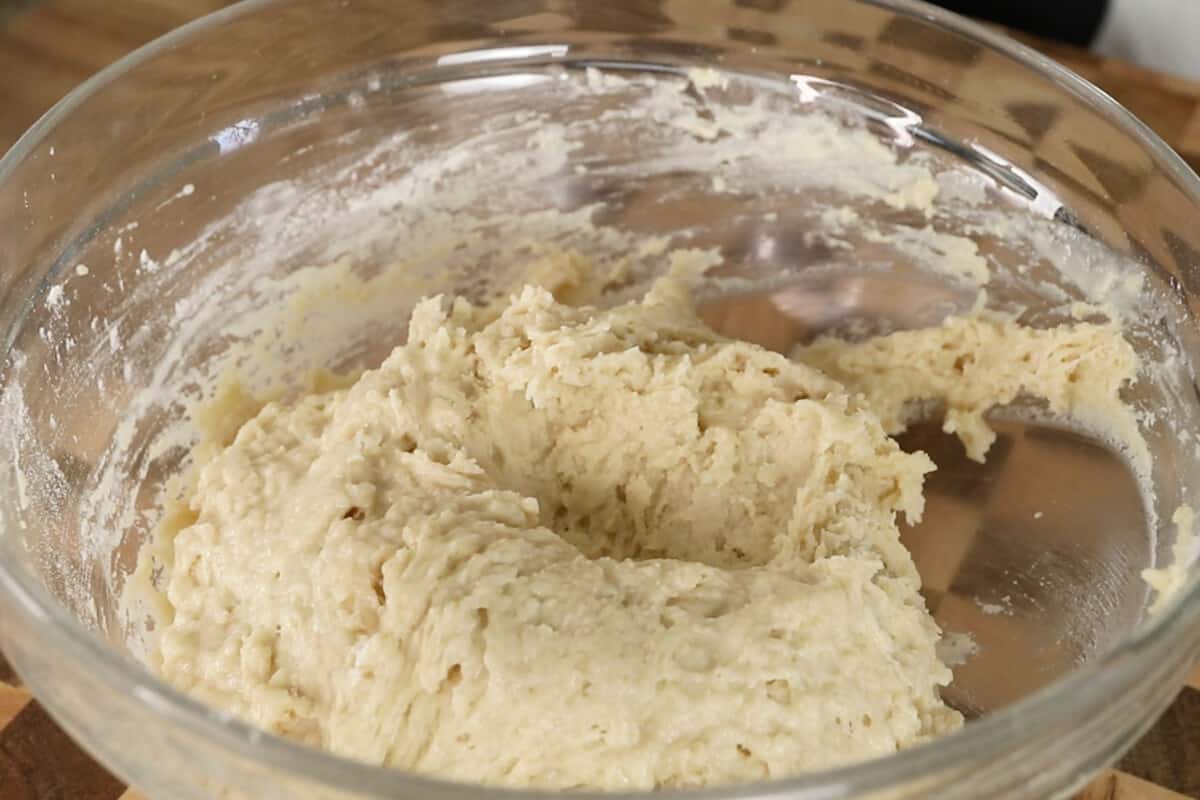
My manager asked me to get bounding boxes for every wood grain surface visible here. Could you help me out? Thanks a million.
[2,1,1200,799]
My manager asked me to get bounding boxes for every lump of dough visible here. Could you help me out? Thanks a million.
[795,312,1141,463]
[156,279,960,790]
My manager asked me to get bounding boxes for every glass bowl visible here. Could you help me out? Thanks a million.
[2,1,1200,798]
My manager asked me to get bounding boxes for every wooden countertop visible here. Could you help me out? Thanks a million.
[2,2,1200,799]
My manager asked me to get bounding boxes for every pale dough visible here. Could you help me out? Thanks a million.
[152,268,1140,790]
[796,312,1142,465]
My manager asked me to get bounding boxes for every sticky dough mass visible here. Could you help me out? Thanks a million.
[154,269,1137,790]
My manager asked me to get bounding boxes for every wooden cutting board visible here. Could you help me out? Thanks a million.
[2,1,1200,798]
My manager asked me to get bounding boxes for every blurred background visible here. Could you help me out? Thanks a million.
[936,0,1200,80]
[1,0,1200,155]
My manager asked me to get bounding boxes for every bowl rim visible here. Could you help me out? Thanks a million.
[2,0,1199,797]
